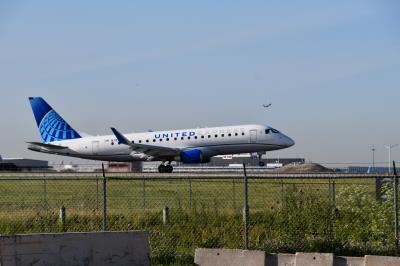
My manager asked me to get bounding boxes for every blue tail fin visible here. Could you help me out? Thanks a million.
[29,97,81,143]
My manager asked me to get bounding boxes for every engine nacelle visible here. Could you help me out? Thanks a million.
[179,149,210,164]
[129,152,149,160]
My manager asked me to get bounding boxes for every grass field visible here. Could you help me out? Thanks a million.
[0,176,396,265]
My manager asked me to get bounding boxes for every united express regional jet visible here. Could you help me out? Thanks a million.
[28,97,295,173]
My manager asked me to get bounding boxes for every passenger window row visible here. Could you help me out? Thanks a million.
[129,132,246,144]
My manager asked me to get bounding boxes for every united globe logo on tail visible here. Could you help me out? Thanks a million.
[29,97,81,143]
[38,110,81,142]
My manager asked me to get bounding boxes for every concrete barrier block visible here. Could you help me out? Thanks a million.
[334,256,364,266]
[0,231,150,266]
[295,252,334,266]
[365,255,400,266]
[195,248,266,266]
[267,253,295,266]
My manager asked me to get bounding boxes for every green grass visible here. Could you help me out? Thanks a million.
[0,177,396,265]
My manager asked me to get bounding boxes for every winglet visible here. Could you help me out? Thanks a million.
[110,127,130,145]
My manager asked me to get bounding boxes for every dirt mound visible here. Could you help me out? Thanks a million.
[274,163,334,173]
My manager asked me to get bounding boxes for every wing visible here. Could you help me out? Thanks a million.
[110,127,181,158]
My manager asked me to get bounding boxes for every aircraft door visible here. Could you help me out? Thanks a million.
[92,141,100,155]
[250,129,257,143]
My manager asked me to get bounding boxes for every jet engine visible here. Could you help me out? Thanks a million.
[179,149,210,164]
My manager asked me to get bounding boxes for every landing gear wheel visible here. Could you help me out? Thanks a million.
[259,161,265,167]
[158,164,173,173]
[166,164,173,173]
[158,165,166,173]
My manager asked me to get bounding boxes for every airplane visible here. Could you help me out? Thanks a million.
[27,97,295,173]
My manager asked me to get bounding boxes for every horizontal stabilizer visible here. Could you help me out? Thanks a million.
[26,142,68,150]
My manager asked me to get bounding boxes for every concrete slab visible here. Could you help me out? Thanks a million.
[295,252,334,266]
[267,253,295,266]
[0,231,150,266]
[195,248,266,266]
[334,256,364,266]
[364,255,400,266]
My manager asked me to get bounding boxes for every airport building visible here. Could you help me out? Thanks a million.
[206,154,305,168]
[341,166,396,175]
[0,155,50,171]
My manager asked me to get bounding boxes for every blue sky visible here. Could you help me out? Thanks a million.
[0,1,399,166]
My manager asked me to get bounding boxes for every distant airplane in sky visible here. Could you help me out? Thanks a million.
[27,97,294,173]
[262,103,272,108]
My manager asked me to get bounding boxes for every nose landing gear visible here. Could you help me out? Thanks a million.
[257,152,265,167]
[158,162,173,173]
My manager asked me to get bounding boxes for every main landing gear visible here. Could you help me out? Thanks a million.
[158,163,173,173]
[257,152,265,167]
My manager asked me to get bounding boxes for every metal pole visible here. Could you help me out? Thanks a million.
[385,145,399,174]
[59,206,66,230]
[393,161,398,252]
[332,181,336,209]
[328,179,332,206]
[243,163,249,250]
[163,206,169,225]
[102,163,107,231]
[96,176,99,211]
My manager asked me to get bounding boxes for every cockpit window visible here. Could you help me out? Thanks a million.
[265,128,280,134]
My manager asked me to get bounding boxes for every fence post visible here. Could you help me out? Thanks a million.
[393,161,398,253]
[163,207,169,225]
[59,206,66,230]
[328,178,331,202]
[243,163,249,250]
[375,176,381,200]
[102,163,107,231]
[332,180,336,209]
[188,179,192,209]
[96,175,99,211]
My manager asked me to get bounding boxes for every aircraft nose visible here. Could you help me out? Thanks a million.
[282,135,295,147]
[287,136,295,147]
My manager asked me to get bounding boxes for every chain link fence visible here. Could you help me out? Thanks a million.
[0,171,398,264]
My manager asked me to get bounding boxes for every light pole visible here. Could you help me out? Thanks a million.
[385,144,399,174]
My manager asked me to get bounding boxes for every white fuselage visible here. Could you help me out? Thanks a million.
[29,124,294,162]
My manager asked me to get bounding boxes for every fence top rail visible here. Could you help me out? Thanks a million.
[0,176,388,182]
[0,177,100,181]
[0,172,390,179]
[107,176,383,181]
